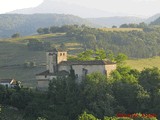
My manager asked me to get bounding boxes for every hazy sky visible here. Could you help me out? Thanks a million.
[0,0,160,17]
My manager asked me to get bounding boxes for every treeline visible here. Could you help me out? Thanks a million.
[37,24,160,58]
[27,39,51,51]
[0,65,160,120]
[119,22,147,28]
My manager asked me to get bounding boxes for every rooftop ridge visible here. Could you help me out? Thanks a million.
[59,60,116,66]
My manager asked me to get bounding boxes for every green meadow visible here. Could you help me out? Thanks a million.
[126,56,160,71]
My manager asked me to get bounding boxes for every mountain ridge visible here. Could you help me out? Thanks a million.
[87,16,145,27]
[9,0,114,18]
[0,14,92,38]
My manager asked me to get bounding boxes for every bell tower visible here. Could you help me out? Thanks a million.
[46,49,67,73]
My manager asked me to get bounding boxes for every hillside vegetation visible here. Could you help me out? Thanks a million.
[0,66,160,120]
[1,24,160,86]
[0,33,83,87]
[0,14,92,38]
[99,28,143,32]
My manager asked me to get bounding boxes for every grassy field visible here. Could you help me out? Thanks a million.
[99,28,143,32]
[126,56,160,71]
[0,41,46,66]
[2,33,65,42]
[0,41,46,88]
[0,66,45,88]
[0,33,83,87]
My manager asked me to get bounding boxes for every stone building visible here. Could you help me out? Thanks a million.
[36,49,116,89]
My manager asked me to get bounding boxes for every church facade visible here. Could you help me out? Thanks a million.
[36,49,117,89]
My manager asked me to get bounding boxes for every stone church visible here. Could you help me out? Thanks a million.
[36,49,116,89]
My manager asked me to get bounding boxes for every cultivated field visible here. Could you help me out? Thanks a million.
[126,56,160,71]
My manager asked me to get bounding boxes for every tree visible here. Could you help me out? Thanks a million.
[139,67,160,92]
[120,24,128,28]
[43,28,50,34]
[77,50,94,61]
[107,51,115,62]
[81,72,116,118]
[112,25,117,28]
[76,49,107,61]
[0,85,6,103]
[94,49,106,60]
[115,53,128,65]
[138,22,147,28]
[37,28,44,34]
[27,39,43,51]
[78,111,97,120]
[11,33,20,38]
[10,90,33,109]
[82,34,97,49]
[110,66,138,84]
[112,82,150,113]
[48,77,82,120]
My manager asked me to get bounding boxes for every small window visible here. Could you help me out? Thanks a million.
[63,53,65,56]
[60,53,62,56]
[45,75,47,78]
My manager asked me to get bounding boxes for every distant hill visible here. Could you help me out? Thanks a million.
[87,16,145,27]
[145,13,160,23]
[0,14,92,38]
[150,16,160,25]
[9,0,113,18]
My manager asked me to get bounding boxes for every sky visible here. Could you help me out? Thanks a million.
[0,0,160,17]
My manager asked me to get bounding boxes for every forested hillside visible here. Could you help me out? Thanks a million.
[0,14,92,38]
[1,24,160,86]
[37,24,160,58]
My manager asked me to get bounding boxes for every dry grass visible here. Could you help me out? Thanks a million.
[1,33,65,43]
[126,56,160,71]
[99,28,143,32]
[65,43,82,47]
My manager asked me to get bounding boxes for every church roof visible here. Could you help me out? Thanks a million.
[36,70,52,76]
[36,70,69,76]
[59,60,115,66]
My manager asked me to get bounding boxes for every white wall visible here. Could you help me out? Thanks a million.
[0,83,11,87]
[59,64,106,82]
